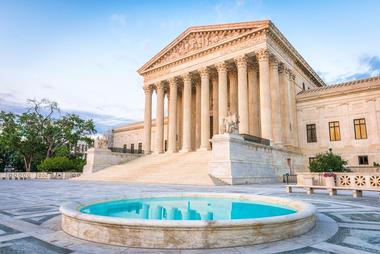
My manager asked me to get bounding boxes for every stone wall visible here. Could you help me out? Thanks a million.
[83,148,142,175]
[208,134,304,184]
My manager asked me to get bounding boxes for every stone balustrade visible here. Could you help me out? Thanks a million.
[297,172,380,189]
[0,172,82,180]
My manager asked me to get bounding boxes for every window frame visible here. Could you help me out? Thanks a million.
[328,121,341,141]
[358,155,369,165]
[354,118,367,140]
[306,124,317,143]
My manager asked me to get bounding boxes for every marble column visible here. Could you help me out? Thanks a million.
[199,67,210,150]
[228,69,238,115]
[269,56,283,145]
[155,82,165,153]
[248,63,260,136]
[279,63,290,145]
[217,62,228,132]
[181,73,192,152]
[168,78,178,153]
[212,76,219,136]
[143,85,153,154]
[257,48,273,141]
[235,56,249,134]
[289,71,299,147]
[195,81,201,149]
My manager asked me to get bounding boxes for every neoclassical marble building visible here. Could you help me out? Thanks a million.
[112,20,380,169]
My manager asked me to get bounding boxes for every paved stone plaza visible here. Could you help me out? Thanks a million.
[0,180,379,253]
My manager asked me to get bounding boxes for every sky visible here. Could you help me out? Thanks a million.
[0,0,379,133]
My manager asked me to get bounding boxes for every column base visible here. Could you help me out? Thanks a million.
[197,147,211,152]
[179,147,192,153]
[167,150,178,154]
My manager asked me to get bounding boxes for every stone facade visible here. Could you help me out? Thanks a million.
[111,20,380,171]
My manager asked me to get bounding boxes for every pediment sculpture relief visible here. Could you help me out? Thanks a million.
[150,28,257,69]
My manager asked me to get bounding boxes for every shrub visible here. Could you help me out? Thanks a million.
[37,156,84,172]
[309,152,348,173]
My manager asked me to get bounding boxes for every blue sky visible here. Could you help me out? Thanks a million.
[1,0,379,132]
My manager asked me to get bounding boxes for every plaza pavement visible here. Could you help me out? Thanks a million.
[0,180,379,254]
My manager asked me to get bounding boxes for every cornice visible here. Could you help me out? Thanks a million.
[266,23,325,87]
[296,75,380,102]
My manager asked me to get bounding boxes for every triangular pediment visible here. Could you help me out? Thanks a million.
[138,20,270,74]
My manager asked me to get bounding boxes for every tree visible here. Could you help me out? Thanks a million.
[0,111,46,171]
[27,99,96,159]
[0,98,96,171]
[309,151,348,173]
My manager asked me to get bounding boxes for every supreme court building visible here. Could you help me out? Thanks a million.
[112,20,380,169]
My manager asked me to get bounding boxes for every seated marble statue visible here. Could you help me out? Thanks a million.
[220,112,240,134]
[94,136,108,149]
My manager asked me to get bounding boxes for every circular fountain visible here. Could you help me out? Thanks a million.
[60,193,316,249]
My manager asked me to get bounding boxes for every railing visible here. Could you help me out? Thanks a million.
[297,172,380,189]
[0,172,82,180]
[241,134,271,146]
[109,147,144,154]
[283,174,298,184]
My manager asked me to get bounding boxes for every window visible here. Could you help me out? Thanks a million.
[354,118,367,139]
[302,83,306,90]
[329,121,341,141]
[309,157,316,164]
[123,144,127,153]
[306,124,317,143]
[358,155,369,165]
[130,143,135,153]
[138,143,142,154]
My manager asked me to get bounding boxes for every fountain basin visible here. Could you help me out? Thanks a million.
[60,193,316,249]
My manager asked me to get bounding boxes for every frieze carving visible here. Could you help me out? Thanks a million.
[151,29,255,69]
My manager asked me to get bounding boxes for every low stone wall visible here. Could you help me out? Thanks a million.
[297,172,380,189]
[0,172,82,180]
[83,148,142,175]
[208,134,305,185]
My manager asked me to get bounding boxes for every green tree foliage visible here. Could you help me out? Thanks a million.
[309,151,348,172]
[0,99,96,172]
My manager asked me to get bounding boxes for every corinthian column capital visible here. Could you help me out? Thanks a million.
[199,67,210,78]
[168,77,179,88]
[278,62,286,74]
[269,55,279,68]
[155,82,165,92]
[234,55,248,69]
[182,73,192,83]
[143,85,153,94]
[216,62,228,73]
[256,48,270,62]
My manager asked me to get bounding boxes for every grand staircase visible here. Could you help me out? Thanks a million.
[77,150,223,186]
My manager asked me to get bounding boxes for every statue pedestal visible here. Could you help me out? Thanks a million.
[208,134,304,185]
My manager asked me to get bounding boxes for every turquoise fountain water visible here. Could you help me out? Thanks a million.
[80,196,296,220]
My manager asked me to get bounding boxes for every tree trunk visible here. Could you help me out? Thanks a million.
[23,156,32,172]
[46,143,53,159]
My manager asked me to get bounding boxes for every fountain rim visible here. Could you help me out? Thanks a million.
[60,192,316,228]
